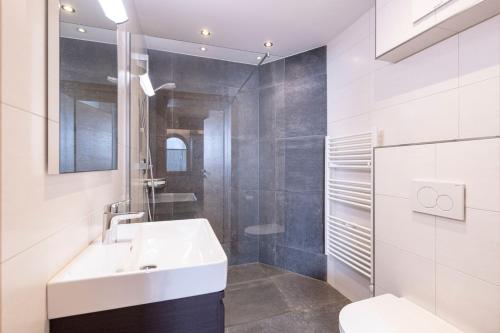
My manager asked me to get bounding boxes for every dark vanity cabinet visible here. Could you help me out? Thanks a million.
[50,291,225,333]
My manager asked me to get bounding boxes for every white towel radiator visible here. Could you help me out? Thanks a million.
[325,131,378,293]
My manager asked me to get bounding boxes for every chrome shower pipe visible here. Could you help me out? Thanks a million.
[140,82,176,221]
[230,52,270,105]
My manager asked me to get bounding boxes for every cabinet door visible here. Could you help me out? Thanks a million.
[376,0,437,57]
[412,0,443,22]
[376,0,498,61]
[435,0,484,25]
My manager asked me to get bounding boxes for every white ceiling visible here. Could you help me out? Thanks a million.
[132,0,374,57]
[145,36,284,65]
[59,0,374,61]
[60,22,117,44]
[60,0,116,30]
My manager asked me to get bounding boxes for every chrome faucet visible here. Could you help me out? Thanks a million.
[103,200,145,244]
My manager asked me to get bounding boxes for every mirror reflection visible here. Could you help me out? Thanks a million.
[58,1,118,173]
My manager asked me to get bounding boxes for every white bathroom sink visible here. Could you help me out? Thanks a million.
[47,219,227,319]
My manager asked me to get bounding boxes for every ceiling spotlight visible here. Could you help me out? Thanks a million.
[257,56,262,60]
[200,47,207,52]
[200,29,211,37]
[60,4,76,13]
[264,41,274,48]
[76,27,87,33]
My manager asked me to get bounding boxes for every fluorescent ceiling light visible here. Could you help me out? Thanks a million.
[98,0,128,24]
[139,73,155,97]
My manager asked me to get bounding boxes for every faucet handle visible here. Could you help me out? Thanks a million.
[107,199,130,213]
[105,211,145,244]
[109,211,145,227]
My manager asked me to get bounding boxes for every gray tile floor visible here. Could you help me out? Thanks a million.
[224,263,350,333]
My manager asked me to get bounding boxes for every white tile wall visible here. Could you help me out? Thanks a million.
[328,73,374,122]
[327,8,500,332]
[0,0,47,118]
[375,195,435,260]
[373,35,459,111]
[375,144,436,198]
[375,240,436,312]
[458,15,500,86]
[436,208,500,286]
[327,112,372,138]
[1,105,125,261]
[1,218,90,332]
[327,256,372,302]
[329,37,372,89]
[328,11,371,58]
[459,77,500,138]
[436,138,500,212]
[436,265,500,333]
[0,0,144,331]
[373,140,500,328]
[373,89,460,145]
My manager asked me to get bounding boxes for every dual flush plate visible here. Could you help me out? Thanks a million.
[411,180,465,221]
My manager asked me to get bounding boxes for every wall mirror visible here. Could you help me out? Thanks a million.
[48,0,119,174]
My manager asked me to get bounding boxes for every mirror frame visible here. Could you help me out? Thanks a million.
[48,0,60,174]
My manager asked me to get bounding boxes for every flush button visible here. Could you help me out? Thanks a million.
[412,180,465,221]
[417,186,438,208]
[437,195,453,211]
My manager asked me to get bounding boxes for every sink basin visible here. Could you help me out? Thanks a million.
[47,219,227,319]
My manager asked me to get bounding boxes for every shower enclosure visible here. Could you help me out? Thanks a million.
[128,34,328,279]
[133,37,271,265]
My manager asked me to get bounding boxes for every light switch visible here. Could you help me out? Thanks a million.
[411,180,465,221]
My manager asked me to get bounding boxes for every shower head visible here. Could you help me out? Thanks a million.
[106,76,118,84]
[155,82,176,92]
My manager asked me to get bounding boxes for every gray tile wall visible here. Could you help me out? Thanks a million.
[258,47,327,280]
[148,47,327,277]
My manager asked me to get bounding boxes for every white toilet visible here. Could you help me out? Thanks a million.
[339,294,463,333]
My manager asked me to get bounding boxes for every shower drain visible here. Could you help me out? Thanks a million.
[140,265,157,270]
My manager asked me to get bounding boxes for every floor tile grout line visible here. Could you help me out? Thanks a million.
[227,272,291,288]
[225,309,294,329]
[225,264,350,331]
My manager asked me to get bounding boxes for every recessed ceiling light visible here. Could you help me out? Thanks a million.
[257,56,262,60]
[60,4,76,13]
[200,29,211,37]
[76,27,87,33]
[264,41,274,48]
[200,47,207,52]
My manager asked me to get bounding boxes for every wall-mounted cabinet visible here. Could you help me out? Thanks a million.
[412,0,454,22]
[376,0,500,62]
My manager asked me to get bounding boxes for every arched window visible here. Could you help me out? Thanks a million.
[166,137,187,172]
